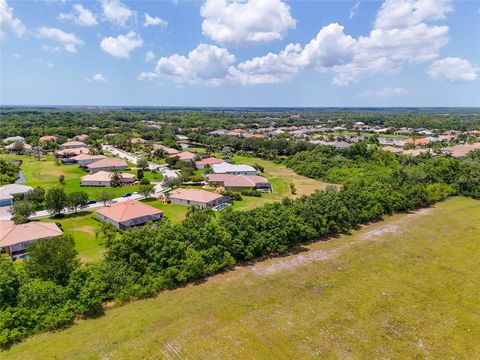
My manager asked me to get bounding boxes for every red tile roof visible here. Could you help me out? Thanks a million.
[87,158,128,169]
[0,221,63,247]
[168,188,224,203]
[195,157,225,166]
[96,200,163,223]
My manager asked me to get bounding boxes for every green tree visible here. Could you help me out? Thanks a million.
[137,158,149,171]
[0,255,19,309]
[45,187,67,216]
[24,186,45,207]
[110,169,123,187]
[58,175,66,186]
[289,183,297,195]
[140,177,150,185]
[139,184,155,198]
[67,191,88,213]
[25,234,79,286]
[97,190,114,206]
[9,200,36,224]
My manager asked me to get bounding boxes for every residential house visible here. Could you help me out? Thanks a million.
[3,136,25,143]
[195,157,225,169]
[152,144,180,156]
[381,146,404,154]
[168,188,228,209]
[170,151,196,162]
[212,163,257,176]
[0,221,63,259]
[39,135,57,142]
[80,171,135,187]
[56,147,91,161]
[74,134,89,142]
[86,158,128,173]
[5,142,32,153]
[131,137,147,145]
[405,138,431,146]
[442,143,480,158]
[59,141,87,149]
[71,154,107,168]
[0,184,33,207]
[96,200,163,229]
[207,174,271,191]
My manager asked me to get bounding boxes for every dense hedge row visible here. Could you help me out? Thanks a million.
[1,145,479,348]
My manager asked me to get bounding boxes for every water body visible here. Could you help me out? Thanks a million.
[15,170,26,183]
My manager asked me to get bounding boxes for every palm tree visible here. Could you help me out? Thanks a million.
[110,169,123,187]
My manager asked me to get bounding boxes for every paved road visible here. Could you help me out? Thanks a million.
[102,145,179,194]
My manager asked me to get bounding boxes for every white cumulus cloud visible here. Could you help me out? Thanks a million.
[200,0,296,46]
[37,26,84,53]
[144,13,167,27]
[139,43,235,85]
[102,0,133,26]
[100,31,143,59]
[374,0,453,29]
[59,4,97,26]
[427,57,478,83]
[357,87,409,97]
[87,73,107,82]
[0,0,26,39]
[140,0,466,87]
[145,50,155,62]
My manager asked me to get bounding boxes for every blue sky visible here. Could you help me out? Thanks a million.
[0,0,479,107]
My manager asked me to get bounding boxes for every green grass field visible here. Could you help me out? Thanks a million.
[4,197,478,359]
[39,212,105,262]
[230,155,332,210]
[1,154,145,200]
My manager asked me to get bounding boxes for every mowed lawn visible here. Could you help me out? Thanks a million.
[4,197,479,359]
[1,154,143,200]
[40,211,105,262]
[230,155,333,210]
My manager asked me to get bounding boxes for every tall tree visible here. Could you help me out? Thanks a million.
[67,191,88,213]
[45,187,67,216]
[25,234,79,286]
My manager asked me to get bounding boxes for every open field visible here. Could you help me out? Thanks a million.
[4,197,479,359]
[40,211,105,262]
[1,154,144,200]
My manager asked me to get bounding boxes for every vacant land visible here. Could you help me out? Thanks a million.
[4,197,479,359]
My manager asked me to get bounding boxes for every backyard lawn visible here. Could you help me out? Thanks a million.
[4,197,479,359]
[39,211,105,262]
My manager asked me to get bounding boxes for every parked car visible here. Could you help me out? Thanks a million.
[86,200,96,205]
[122,193,132,198]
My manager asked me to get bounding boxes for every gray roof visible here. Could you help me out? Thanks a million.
[0,184,33,196]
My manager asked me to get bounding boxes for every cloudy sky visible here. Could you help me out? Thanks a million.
[0,0,479,107]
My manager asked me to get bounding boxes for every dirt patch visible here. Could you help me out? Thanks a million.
[251,249,337,276]
[78,225,96,235]
[363,225,400,239]
[407,207,432,218]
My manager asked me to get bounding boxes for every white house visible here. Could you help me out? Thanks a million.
[168,188,228,209]
[212,163,257,176]
[0,184,33,207]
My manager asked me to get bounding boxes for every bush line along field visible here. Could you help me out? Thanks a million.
[2,197,479,359]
